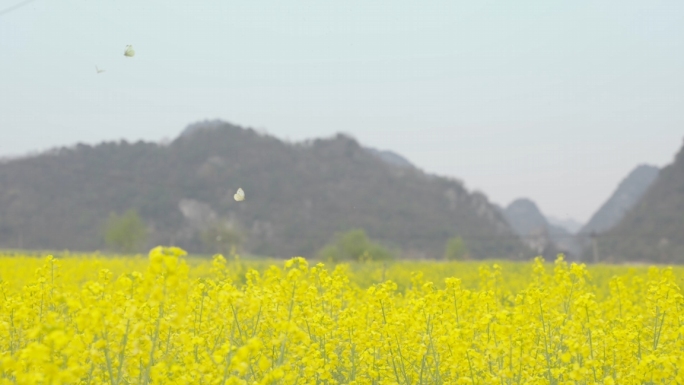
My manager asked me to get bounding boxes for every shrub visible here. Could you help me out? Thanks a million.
[318,228,394,262]
[103,209,146,253]
[444,236,469,260]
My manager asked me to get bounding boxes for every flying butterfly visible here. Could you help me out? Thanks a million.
[123,45,135,57]
[234,188,245,202]
[95,65,105,74]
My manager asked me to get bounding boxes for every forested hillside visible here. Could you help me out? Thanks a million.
[599,142,684,263]
[0,121,527,259]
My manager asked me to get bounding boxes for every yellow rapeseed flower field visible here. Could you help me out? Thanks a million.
[1,247,684,384]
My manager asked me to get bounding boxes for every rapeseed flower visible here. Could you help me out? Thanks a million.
[0,250,683,383]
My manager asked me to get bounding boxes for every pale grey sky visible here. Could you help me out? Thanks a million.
[1,0,683,222]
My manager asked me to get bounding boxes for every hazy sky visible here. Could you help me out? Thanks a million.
[2,1,683,223]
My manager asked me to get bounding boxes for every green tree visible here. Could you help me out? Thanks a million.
[444,236,468,260]
[318,229,393,262]
[104,209,147,253]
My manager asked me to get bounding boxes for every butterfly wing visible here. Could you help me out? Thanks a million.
[234,188,245,201]
[124,45,135,57]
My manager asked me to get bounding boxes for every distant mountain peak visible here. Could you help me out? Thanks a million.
[599,144,684,263]
[181,120,416,171]
[180,119,229,137]
[364,147,414,169]
[504,198,548,236]
[545,216,583,234]
[580,164,660,235]
[502,198,581,258]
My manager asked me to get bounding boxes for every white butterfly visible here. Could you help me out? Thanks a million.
[234,188,245,202]
[95,65,105,74]
[123,45,135,57]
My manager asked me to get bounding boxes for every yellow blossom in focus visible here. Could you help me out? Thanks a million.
[0,250,682,384]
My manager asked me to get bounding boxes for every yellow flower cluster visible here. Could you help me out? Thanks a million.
[1,248,683,384]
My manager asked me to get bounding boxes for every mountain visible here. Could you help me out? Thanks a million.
[579,165,660,235]
[180,120,227,138]
[545,216,583,234]
[503,199,549,239]
[0,120,527,259]
[598,143,684,263]
[501,198,580,258]
[365,148,415,169]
